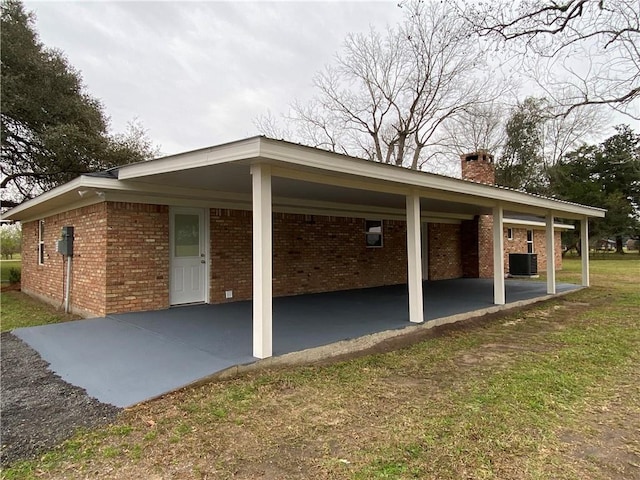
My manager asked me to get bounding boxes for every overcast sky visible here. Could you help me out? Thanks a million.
[24,1,404,155]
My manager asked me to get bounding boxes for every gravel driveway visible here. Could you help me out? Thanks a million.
[0,332,120,467]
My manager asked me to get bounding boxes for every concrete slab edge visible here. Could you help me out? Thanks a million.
[136,288,582,407]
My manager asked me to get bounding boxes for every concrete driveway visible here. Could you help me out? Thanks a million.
[13,279,580,407]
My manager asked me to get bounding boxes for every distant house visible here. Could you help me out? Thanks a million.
[596,239,617,251]
[2,137,605,358]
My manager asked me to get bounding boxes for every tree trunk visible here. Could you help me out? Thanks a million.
[615,235,625,254]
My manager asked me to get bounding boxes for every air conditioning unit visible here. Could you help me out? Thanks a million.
[509,253,538,277]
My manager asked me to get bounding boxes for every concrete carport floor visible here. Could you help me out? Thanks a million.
[13,278,580,408]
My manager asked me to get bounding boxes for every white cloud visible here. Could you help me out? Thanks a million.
[25,1,404,155]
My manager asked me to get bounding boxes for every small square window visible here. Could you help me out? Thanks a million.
[507,228,513,240]
[365,220,383,248]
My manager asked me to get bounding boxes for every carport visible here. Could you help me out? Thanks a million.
[14,278,580,407]
[4,137,606,399]
[110,137,603,359]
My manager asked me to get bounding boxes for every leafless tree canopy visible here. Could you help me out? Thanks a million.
[459,0,640,118]
[256,1,508,170]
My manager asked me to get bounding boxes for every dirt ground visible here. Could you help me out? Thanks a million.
[0,332,120,466]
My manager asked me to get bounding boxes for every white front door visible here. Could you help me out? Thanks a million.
[170,207,207,305]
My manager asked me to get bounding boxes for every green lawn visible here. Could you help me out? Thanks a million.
[0,291,78,332]
[2,256,639,480]
[0,257,21,283]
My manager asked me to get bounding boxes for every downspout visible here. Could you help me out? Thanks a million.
[64,254,72,313]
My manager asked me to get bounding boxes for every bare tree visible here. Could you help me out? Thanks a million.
[540,102,609,169]
[458,0,640,119]
[438,103,507,158]
[256,0,508,170]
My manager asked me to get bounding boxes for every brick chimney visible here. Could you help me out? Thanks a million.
[460,151,495,185]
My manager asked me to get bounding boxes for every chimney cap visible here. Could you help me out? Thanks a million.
[461,151,494,163]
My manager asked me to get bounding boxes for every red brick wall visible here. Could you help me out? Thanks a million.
[209,209,252,302]
[478,215,494,278]
[21,203,108,317]
[428,223,463,280]
[21,201,565,318]
[105,202,170,314]
[504,227,562,273]
[209,209,408,303]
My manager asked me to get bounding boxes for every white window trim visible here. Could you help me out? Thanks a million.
[365,219,383,248]
[507,228,513,240]
[38,219,45,265]
[526,229,534,254]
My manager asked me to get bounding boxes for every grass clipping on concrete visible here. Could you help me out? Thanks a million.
[3,257,640,480]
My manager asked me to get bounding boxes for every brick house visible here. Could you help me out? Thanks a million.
[3,137,604,358]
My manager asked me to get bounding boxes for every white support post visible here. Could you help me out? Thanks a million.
[493,205,506,305]
[546,212,556,294]
[581,217,590,287]
[406,191,424,323]
[251,163,273,359]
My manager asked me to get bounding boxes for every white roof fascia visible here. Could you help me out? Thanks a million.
[258,139,606,219]
[1,176,119,221]
[504,218,575,230]
[269,165,497,208]
[112,136,605,218]
[117,137,261,180]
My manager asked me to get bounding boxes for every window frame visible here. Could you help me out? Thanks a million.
[364,219,383,248]
[507,228,513,240]
[38,219,45,265]
[526,229,534,254]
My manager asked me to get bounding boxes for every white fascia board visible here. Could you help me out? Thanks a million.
[504,218,575,230]
[117,137,261,180]
[14,196,105,224]
[1,176,119,221]
[259,139,606,219]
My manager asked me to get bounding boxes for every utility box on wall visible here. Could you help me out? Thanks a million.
[56,226,75,256]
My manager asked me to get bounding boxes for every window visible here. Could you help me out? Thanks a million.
[38,220,45,265]
[507,228,513,240]
[526,230,534,254]
[365,220,383,247]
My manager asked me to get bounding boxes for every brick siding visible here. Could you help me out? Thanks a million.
[428,223,463,280]
[105,202,170,313]
[504,227,562,273]
[209,209,408,303]
[21,201,564,318]
[21,203,108,317]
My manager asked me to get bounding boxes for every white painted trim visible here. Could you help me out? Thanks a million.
[4,137,606,224]
[16,196,105,224]
[118,137,261,180]
[493,205,506,305]
[503,218,574,230]
[546,213,556,294]
[251,164,273,359]
[1,176,117,221]
[406,192,424,323]
[259,138,605,218]
[581,218,590,287]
